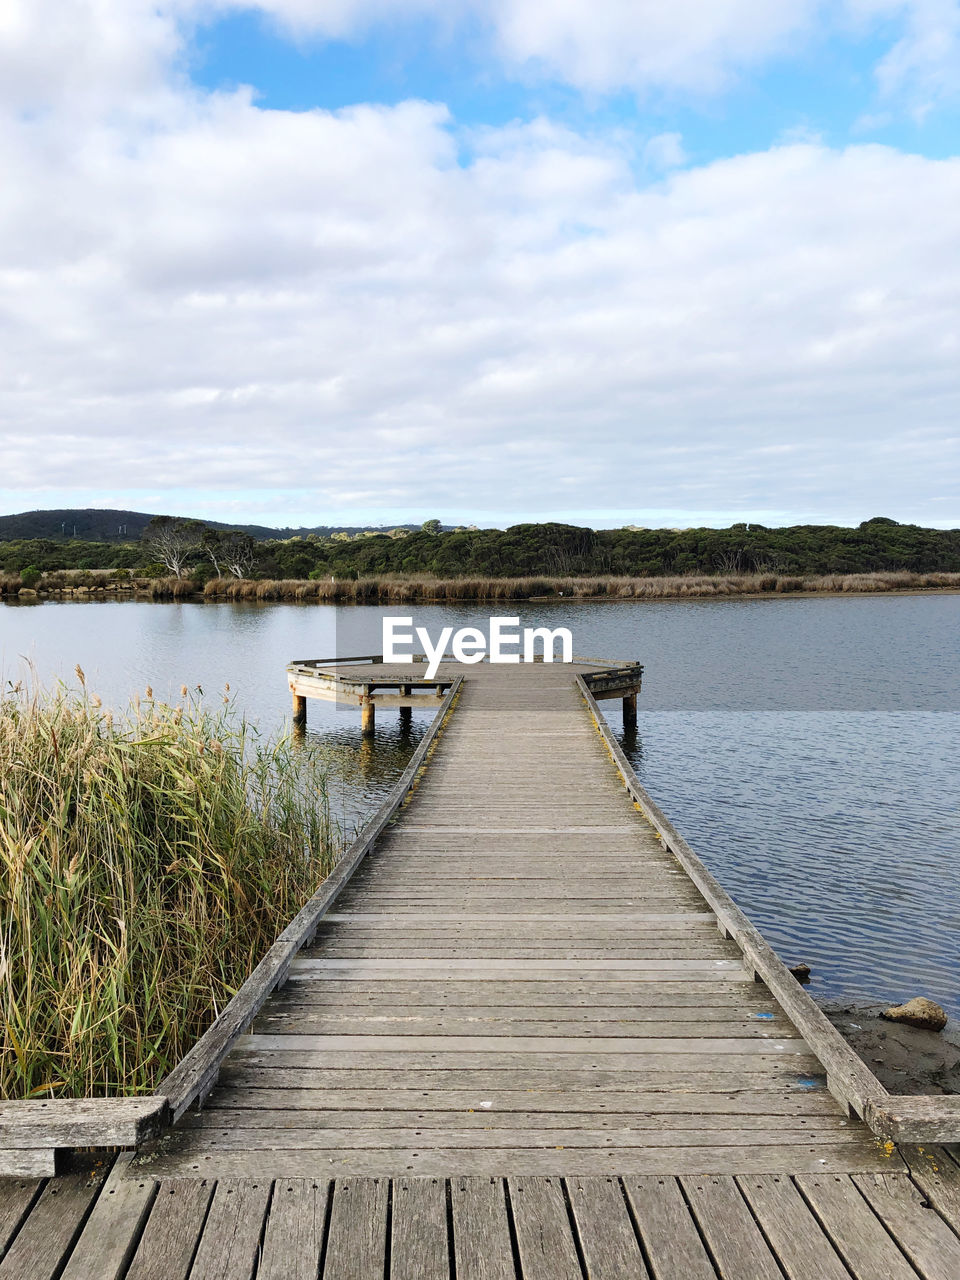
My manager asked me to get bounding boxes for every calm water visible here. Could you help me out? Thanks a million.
[3,594,959,1014]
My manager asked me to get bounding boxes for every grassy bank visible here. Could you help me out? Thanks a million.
[5,567,960,604]
[180,569,960,602]
[0,680,337,1098]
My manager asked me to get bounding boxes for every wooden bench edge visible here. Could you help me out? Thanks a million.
[0,1096,170,1150]
[865,1095,960,1144]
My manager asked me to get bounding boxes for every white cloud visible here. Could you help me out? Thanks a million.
[871,0,960,111]
[5,1,959,110]
[483,0,818,94]
[200,0,960,105]
[0,0,178,113]
[0,0,959,522]
[643,133,688,171]
[199,0,818,94]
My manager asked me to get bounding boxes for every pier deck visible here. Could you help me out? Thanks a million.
[144,662,890,1179]
[3,662,959,1277]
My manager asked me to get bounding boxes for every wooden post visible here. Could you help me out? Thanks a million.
[399,685,412,725]
[361,698,375,735]
[623,691,637,731]
[292,692,307,730]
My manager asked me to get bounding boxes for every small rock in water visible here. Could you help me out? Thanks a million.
[789,963,812,983]
[881,997,947,1032]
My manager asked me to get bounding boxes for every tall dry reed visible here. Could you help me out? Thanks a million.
[0,677,337,1098]
[197,569,960,604]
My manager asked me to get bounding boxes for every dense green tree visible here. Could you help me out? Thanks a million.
[4,517,960,580]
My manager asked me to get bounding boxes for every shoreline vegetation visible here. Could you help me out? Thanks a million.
[0,680,338,1098]
[3,516,960,588]
[4,567,960,603]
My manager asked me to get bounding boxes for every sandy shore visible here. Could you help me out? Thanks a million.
[821,999,960,1095]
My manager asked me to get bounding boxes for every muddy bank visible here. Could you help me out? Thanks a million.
[820,999,960,1095]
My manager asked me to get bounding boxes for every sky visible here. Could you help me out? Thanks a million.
[1,2,959,530]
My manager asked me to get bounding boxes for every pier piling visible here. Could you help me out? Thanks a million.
[623,690,637,730]
[361,698,376,735]
[292,691,307,729]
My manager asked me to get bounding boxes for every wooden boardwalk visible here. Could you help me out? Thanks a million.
[4,1151,960,1278]
[141,663,893,1179]
[3,661,960,1277]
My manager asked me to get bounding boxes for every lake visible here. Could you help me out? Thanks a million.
[3,593,959,1014]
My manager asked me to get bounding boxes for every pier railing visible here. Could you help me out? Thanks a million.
[576,671,960,1145]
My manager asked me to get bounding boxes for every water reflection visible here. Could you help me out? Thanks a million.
[301,714,431,842]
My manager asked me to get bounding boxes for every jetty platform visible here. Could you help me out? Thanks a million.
[2,661,960,1278]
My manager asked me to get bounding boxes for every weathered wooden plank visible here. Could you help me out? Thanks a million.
[216,1065,827,1093]
[852,1172,960,1280]
[255,1016,797,1040]
[240,1033,804,1055]
[160,1125,874,1153]
[623,1177,717,1280]
[355,864,672,873]
[0,1165,106,1280]
[325,899,702,911]
[184,1109,850,1135]
[898,1144,960,1230]
[187,1178,271,1280]
[124,1180,214,1280]
[267,992,780,1015]
[322,1178,388,1279]
[325,912,714,923]
[507,1178,581,1280]
[794,1174,917,1280]
[344,884,702,894]
[287,966,750,983]
[450,1178,515,1280]
[0,1149,56,1178]
[0,1179,43,1261]
[60,1155,156,1280]
[307,947,737,961]
[336,879,689,890]
[143,1143,900,1179]
[207,1086,841,1116]
[257,1178,328,1280]
[275,980,772,1005]
[567,1177,648,1278]
[340,900,703,911]
[680,1176,783,1280]
[0,1098,169,1149]
[735,1175,851,1280]
[318,922,712,935]
[399,829,647,839]
[390,1178,449,1280]
[309,930,724,944]
[865,1096,960,1144]
[224,1049,825,1073]
[309,935,728,947]
[266,1004,777,1024]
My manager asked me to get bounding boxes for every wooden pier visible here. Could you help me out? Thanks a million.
[2,660,960,1278]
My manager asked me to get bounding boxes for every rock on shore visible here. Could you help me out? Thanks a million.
[821,999,959,1095]
[881,996,948,1031]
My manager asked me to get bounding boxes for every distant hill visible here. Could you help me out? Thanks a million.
[0,509,419,543]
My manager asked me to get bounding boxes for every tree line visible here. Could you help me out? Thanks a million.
[2,515,959,580]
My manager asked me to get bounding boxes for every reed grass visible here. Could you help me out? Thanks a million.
[196,569,960,603]
[0,677,337,1098]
